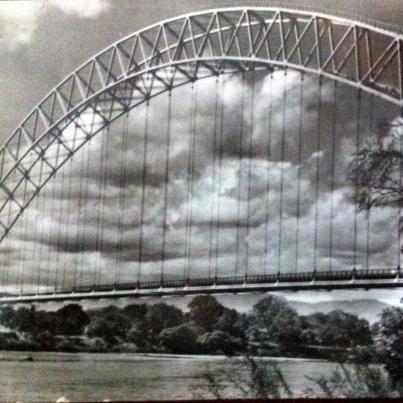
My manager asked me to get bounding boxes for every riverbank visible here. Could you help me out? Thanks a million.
[0,350,329,362]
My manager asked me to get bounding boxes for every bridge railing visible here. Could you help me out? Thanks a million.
[46,267,402,296]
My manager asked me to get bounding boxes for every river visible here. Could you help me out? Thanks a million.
[0,351,339,401]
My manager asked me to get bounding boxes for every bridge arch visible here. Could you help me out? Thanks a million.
[0,6,402,244]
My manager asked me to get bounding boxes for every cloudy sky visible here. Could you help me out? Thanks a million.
[0,0,403,307]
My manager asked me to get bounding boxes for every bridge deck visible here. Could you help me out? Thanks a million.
[1,268,402,304]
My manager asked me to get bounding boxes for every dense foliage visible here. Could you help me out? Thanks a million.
[0,294,399,377]
[376,307,403,389]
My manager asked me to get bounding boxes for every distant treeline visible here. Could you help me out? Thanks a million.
[0,294,400,363]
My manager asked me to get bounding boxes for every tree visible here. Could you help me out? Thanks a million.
[377,307,403,388]
[197,330,244,355]
[127,323,150,351]
[0,306,17,329]
[35,310,56,334]
[216,309,245,337]
[146,303,184,337]
[305,310,373,348]
[86,306,130,345]
[122,304,150,350]
[123,304,148,322]
[54,304,89,335]
[188,295,225,332]
[159,324,200,354]
[32,331,56,351]
[349,119,403,209]
[249,295,306,351]
[13,306,37,334]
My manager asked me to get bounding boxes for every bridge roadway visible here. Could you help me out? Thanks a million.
[1,268,403,304]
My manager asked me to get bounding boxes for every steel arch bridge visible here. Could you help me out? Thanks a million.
[1,7,403,303]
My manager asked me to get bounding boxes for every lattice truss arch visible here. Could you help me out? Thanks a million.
[0,6,403,243]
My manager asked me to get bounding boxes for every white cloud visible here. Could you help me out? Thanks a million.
[0,2,40,46]
[49,0,110,18]
[0,0,110,49]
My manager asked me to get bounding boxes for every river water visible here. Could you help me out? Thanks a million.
[0,351,338,401]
